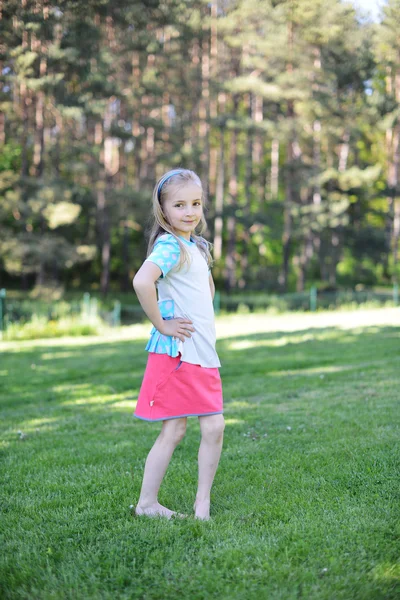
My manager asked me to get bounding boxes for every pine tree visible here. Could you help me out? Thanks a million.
[375,0,400,283]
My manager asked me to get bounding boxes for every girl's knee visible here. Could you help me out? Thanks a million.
[201,415,225,441]
[174,421,187,444]
[161,418,187,446]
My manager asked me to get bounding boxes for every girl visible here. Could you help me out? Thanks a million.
[133,168,224,521]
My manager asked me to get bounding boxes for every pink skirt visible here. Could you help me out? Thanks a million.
[134,353,223,421]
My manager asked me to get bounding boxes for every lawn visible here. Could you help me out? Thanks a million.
[1,308,399,599]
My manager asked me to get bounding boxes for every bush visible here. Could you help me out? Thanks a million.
[3,315,101,341]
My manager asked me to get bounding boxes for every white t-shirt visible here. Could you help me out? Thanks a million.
[145,233,221,368]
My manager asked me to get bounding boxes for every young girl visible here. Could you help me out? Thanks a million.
[133,168,224,521]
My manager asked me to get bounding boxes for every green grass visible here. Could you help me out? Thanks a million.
[1,310,399,599]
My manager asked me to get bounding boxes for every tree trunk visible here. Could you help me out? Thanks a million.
[200,10,210,188]
[208,1,218,199]
[338,129,350,173]
[270,138,279,200]
[279,21,295,292]
[98,183,111,296]
[225,97,239,291]
[33,56,46,177]
[297,118,321,291]
[385,66,400,281]
[121,224,130,292]
[131,50,141,186]
[252,94,264,200]
[390,124,400,279]
[213,126,225,261]
[0,55,4,145]
[97,97,118,296]
[20,82,30,177]
[240,93,253,287]
[385,125,395,270]
[280,115,294,292]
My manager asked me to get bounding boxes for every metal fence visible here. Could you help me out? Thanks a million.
[0,291,123,335]
[214,286,399,314]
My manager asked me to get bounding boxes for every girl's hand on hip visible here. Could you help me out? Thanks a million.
[160,318,195,342]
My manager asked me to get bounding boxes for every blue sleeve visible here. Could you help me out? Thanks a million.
[145,235,180,277]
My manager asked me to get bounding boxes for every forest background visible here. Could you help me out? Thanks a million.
[1,0,400,298]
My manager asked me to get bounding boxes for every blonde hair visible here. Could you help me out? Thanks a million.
[147,168,213,270]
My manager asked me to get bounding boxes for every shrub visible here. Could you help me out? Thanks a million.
[3,315,101,341]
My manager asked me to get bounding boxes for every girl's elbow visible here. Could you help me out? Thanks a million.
[133,275,143,290]
[133,275,150,291]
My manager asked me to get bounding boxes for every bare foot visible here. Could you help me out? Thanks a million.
[135,502,177,519]
[194,499,210,521]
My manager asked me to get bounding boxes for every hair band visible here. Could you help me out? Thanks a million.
[157,169,184,201]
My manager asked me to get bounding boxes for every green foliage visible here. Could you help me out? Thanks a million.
[43,201,82,230]
[3,315,101,341]
[0,0,399,293]
[0,144,22,172]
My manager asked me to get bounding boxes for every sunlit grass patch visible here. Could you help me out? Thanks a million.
[268,364,354,377]
[40,351,77,360]
[373,562,400,582]
[16,416,59,433]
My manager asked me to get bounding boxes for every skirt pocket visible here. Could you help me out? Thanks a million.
[151,356,183,407]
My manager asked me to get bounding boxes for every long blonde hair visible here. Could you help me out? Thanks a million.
[147,168,213,270]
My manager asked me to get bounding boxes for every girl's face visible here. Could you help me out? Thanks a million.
[162,181,203,240]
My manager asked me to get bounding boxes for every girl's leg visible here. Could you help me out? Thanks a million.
[136,417,187,518]
[195,414,225,520]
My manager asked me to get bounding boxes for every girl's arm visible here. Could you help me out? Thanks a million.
[133,262,194,342]
[209,273,215,300]
[133,262,165,332]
